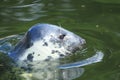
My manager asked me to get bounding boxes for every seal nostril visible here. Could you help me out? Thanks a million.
[80,39,86,45]
[79,38,86,49]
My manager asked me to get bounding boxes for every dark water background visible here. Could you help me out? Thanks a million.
[0,0,120,80]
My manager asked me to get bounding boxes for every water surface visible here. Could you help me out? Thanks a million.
[0,0,120,80]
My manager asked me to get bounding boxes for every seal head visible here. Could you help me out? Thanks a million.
[9,23,85,61]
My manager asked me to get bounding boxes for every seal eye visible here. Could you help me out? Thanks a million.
[59,34,66,39]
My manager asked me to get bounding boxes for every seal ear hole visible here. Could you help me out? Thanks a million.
[59,34,66,40]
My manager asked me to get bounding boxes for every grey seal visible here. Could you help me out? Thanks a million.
[7,23,86,80]
[6,23,103,80]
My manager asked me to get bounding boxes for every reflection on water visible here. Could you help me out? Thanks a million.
[0,0,75,22]
[60,68,84,80]
[0,0,120,80]
[0,0,45,21]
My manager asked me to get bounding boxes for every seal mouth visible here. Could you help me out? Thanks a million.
[68,38,86,53]
[69,44,86,53]
[71,47,80,53]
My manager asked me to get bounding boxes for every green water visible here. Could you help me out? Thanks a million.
[0,0,120,80]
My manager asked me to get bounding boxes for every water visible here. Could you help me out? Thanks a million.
[0,0,120,80]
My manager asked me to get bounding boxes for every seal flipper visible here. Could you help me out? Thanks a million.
[9,32,33,60]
